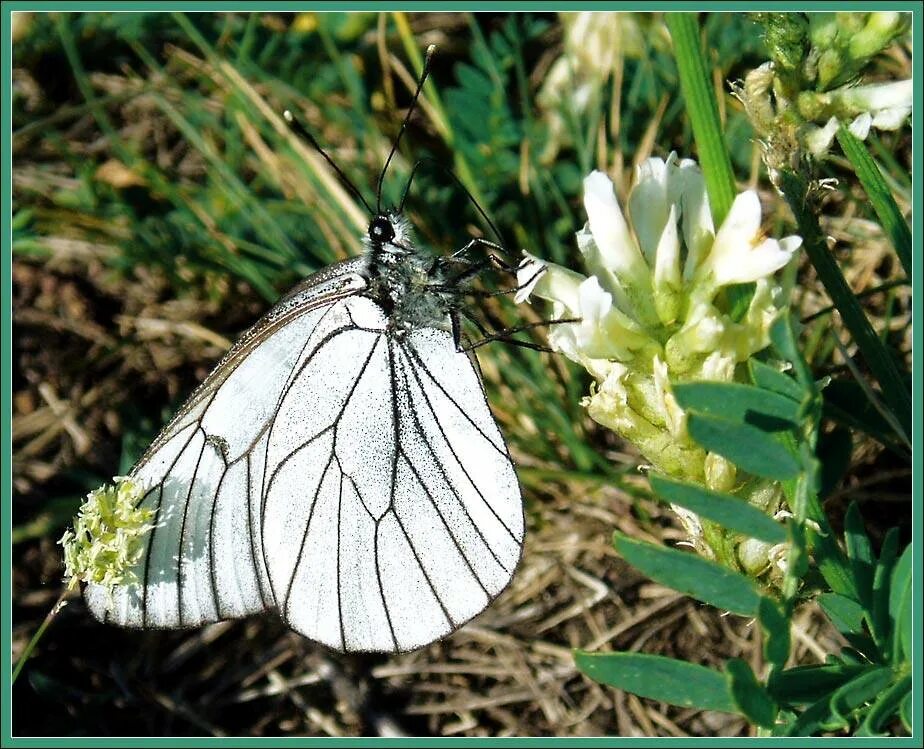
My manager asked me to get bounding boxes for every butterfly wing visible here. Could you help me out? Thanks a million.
[85,259,369,628]
[262,296,524,652]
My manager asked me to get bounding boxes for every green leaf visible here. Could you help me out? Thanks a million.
[782,693,839,736]
[829,667,893,729]
[844,503,875,614]
[856,674,911,737]
[769,313,813,390]
[726,658,778,729]
[768,662,868,705]
[673,382,800,431]
[686,413,800,480]
[889,543,912,662]
[870,528,899,653]
[817,593,865,635]
[649,474,787,544]
[575,651,737,713]
[748,359,804,402]
[758,596,790,668]
[836,125,911,278]
[899,691,911,732]
[613,532,762,616]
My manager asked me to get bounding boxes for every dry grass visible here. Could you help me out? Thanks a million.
[12,451,842,737]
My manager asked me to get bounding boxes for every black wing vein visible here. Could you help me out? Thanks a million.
[401,342,519,544]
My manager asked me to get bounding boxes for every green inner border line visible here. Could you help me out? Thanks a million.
[2,3,921,747]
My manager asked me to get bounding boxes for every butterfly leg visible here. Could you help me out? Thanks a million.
[455,308,579,354]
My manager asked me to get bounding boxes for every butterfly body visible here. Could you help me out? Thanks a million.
[363,213,468,336]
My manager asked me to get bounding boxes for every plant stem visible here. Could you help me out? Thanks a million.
[12,589,69,686]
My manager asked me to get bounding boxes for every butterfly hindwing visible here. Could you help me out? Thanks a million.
[261,298,524,652]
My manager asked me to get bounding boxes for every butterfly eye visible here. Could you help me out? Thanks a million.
[369,216,396,244]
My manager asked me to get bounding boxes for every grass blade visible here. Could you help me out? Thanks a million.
[664,13,735,224]
[778,170,911,438]
[836,125,911,277]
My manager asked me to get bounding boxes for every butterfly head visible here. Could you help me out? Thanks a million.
[367,212,415,256]
[368,215,396,245]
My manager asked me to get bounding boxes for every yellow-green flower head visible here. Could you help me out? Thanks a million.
[518,156,801,479]
[60,476,154,594]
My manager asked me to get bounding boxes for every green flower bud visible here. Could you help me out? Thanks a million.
[753,12,809,72]
[808,13,839,50]
[705,453,737,493]
[849,12,908,61]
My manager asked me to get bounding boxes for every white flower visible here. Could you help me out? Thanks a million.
[838,79,912,130]
[518,155,801,481]
[801,79,912,155]
[536,13,654,162]
[60,476,155,593]
[695,191,802,290]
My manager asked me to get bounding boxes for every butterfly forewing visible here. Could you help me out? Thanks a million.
[85,259,368,628]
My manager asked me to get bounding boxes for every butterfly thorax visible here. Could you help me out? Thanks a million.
[363,214,463,336]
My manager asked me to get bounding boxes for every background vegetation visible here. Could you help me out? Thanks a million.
[11,11,911,737]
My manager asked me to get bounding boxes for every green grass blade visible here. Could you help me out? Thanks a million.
[836,125,911,277]
[665,13,752,319]
[778,171,911,438]
[665,13,735,224]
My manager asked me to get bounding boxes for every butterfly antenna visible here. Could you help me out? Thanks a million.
[399,157,507,251]
[283,109,373,215]
[377,44,436,215]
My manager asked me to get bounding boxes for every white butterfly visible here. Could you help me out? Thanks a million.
[85,52,529,653]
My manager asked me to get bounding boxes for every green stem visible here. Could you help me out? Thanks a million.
[12,589,68,686]
[778,171,911,438]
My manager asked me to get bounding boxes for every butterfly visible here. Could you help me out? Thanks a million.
[84,46,536,653]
